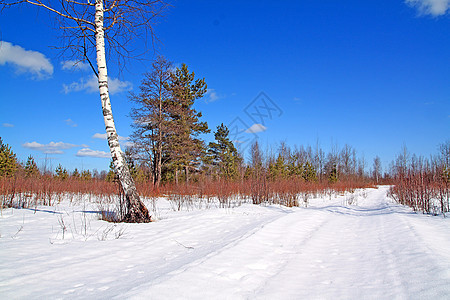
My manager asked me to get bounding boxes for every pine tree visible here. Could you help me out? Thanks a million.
[166,63,210,183]
[106,160,119,182]
[124,148,138,180]
[81,170,92,181]
[302,161,317,182]
[72,168,80,179]
[274,154,287,179]
[134,165,150,184]
[328,163,338,183]
[207,124,240,180]
[0,138,18,178]
[55,164,68,180]
[287,154,303,178]
[243,165,253,180]
[24,155,40,178]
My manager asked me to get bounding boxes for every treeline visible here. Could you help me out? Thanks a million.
[1,133,376,210]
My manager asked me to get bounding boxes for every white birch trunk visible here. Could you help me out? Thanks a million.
[94,0,150,222]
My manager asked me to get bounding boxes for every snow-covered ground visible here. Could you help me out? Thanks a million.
[1,186,450,299]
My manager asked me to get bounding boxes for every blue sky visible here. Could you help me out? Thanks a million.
[0,0,449,172]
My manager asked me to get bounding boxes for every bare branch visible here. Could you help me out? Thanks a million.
[66,0,94,6]
[23,0,95,26]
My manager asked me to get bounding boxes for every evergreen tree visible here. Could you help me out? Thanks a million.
[134,164,150,184]
[274,154,288,179]
[72,168,80,179]
[268,144,290,180]
[302,161,317,182]
[106,160,118,182]
[124,148,138,180]
[55,164,68,180]
[166,63,210,183]
[243,165,253,180]
[328,163,338,183]
[287,154,303,177]
[0,138,18,177]
[207,124,240,180]
[267,159,276,180]
[24,155,40,178]
[81,170,92,181]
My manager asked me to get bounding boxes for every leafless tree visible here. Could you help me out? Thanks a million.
[373,156,382,184]
[130,55,172,188]
[1,0,169,222]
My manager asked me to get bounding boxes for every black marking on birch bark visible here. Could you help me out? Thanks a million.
[103,108,112,116]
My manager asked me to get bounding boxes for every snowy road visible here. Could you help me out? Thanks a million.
[2,186,450,299]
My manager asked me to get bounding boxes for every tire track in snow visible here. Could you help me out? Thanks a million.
[254,187,450,299]
[123,206,332,299]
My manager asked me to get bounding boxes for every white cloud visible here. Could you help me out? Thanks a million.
[245,123,267,133]
[122,141,135,148]
[406,0,450,16]
[62,75,98,94]
[92,133,107,139]
[23,141,77,154]
[61,60,91,71]
[65,118,78,127]
[2,123,14,128]
[76,148,110,158]
[109,77,133,94]
[61,60,88,71]
[63,75,132,95]
[0,41,53,79]
[92,132,129,141]
[205,88,220,103]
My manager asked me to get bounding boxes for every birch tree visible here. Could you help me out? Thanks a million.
[1,0,168,222]
[373,156,382,184]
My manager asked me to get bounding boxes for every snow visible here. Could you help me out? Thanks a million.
[1,186,450,299]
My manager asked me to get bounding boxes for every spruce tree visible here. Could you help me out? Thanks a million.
[328,164,338,183]
[0,138,18,177]
[81,170,92,181]
[287,154,303,177]
[24,155,40,178]
[207,124,240,180]
[274,154,287,179]
[124,148,138,180]
[302,161,317,182]
[105,160,120,182]
[55,164,68,180]
[72,168,80,179]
